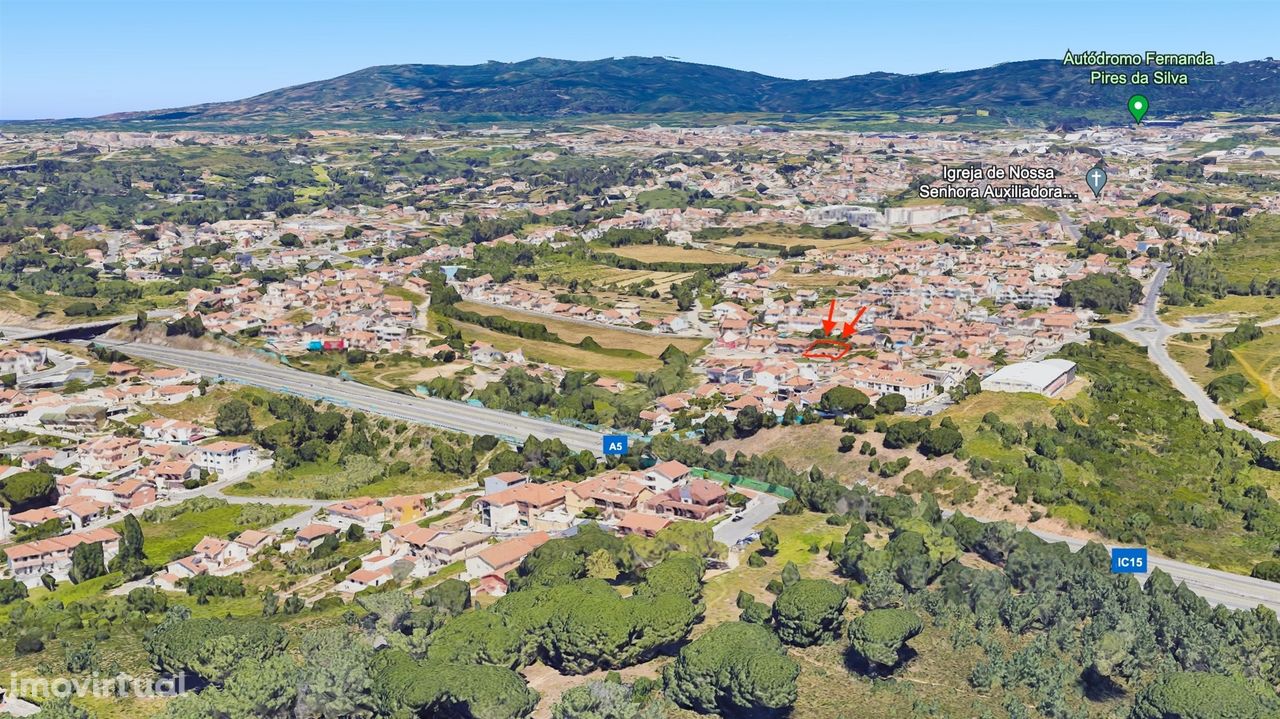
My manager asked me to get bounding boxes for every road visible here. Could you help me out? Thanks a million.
[1111,263,1276,442]
[95,339,608,454]
[714,494,783,546]
[932,510,1280,613]
[1025,524,1280,614]
[0,309,176,341]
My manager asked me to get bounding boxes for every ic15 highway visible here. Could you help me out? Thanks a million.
[97,340,607,455]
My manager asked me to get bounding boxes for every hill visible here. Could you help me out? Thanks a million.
[84,56,1280,126]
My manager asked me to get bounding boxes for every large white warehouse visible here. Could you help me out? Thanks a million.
[980,359,1077,397]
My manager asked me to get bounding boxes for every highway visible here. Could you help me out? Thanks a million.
[96,340,608,454]
[932,510,1280,614]
[1111,263,1277,442]
[1026,526,1280,614]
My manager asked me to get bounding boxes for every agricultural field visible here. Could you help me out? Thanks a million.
[601,244,750,265]
[534,256,697,293]
[456,300,707,355]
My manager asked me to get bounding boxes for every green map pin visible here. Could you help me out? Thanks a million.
[1128,95,1149,124]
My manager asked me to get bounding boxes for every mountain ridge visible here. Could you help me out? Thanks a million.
[72,56,1280,124]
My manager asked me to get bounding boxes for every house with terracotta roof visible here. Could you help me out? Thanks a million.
[475,481,573,531]
[111,479,156,510]
[140,418,203,445]
[642,460,691,493]
[144,368,200,386]
[234,529,277,555]
[107,362,140,378]
[644,478,728,521]
[9,506,64,532]
[565,473,652,518]
[3,527,120,585]
[423,530,490,565]
[150,384,200,404]
[615,510,672,538]
[58,498,110,530]
[339,566,393,593]
[141,459,200,494]
[325,497,387,535]
[288,523,340,553]
[154,528,278,588]
[77,436,141,473]
[380,524,442,564]
[21,447,73,470]
[463,531,550,592]
[381,495,427,525]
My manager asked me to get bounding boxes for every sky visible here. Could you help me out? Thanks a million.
[1,0,1277,119]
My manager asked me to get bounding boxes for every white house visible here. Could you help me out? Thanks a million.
[195,441,259,474]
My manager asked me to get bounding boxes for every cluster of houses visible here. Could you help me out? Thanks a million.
[0,355,267,567]
[0,435,260,542]
[2,527,121,585]
[185,267,429,354]
[229,459,741,599]
[152,529,279,591]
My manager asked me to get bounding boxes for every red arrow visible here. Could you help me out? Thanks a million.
[821,299,837,336]
[841,306,867,338]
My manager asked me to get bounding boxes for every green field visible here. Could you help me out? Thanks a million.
[141,501,305,563]
[456,301,707,356]
[1160,293,1280,325]
[1168,328,1280,435]
[1215,212,1280,284]
[602,244,749,265]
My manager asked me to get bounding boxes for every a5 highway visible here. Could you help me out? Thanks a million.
[95,339,607,454]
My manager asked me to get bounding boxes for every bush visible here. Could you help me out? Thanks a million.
[15,634,45,655]
[771,579,847,646]
[663,622,798,716]
[847,608,923,671]
[918,427,963,457]
[1251,560,1280,583]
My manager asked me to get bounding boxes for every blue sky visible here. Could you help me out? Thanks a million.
[1,0,1277,119]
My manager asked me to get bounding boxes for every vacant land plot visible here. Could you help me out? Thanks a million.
[1214,212,1280,284]
[443,318,661,379]
[705,231,871,252]
[769,265,871,289]
[602,244,748,264]
[1160,294,1280,326]
[537,259,695,292]
[1168,329,1280,435]
[456,301,707,355]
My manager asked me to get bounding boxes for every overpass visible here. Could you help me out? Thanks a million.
[0,309,177,342]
